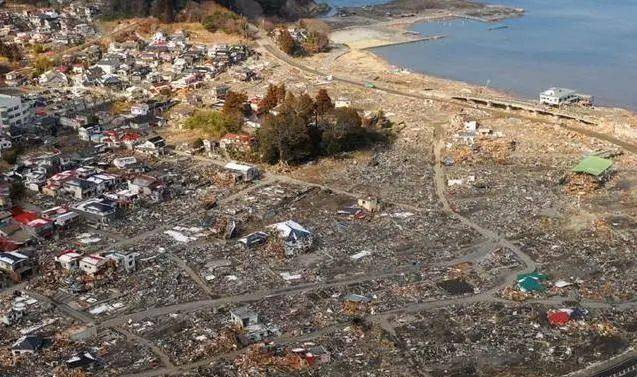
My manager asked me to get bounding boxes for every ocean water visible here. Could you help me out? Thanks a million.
[365,0,637,110]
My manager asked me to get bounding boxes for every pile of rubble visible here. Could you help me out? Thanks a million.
[562,173,603,195]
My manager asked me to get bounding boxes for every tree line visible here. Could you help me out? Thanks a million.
[183,85,390,164]
[103,0,187,22]
[276,28,328,56]
[256,84,388,164]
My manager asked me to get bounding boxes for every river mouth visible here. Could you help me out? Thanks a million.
[365,0,637,111]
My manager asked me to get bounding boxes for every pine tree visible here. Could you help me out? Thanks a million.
[277,29,296,55]
[257,110,311,164]
[315,88,334,116]
[223,90,248,117]
[258,84,279,114]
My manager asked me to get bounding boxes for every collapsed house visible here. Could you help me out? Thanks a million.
[238,231,269,248]
[267,220,313,257]
[230,306,281,346]
[128,175,167,203]
[65,351,103,370]
[0,251,33,282]
[565,155,614,194]
[1,295,28,326]
[11,335,46,358]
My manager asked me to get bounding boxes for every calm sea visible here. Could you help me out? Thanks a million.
[333,0,637,110]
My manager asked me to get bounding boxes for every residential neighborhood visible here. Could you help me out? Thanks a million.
[0,0,635,376]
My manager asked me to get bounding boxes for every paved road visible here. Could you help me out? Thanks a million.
[165,252,216,298]
[114,326,176,369]
[24,289,95,325]
[177,151,424,213]
[97,263,421,329]
[432,123,536,282]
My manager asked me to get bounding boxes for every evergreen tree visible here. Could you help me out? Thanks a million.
[277,29,296,55]
[315,88,334,116]
[257,110,311,164]
[222,90,248,117]
[258,84,279,114]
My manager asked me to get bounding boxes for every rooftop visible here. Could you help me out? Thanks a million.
[572,156,613,176]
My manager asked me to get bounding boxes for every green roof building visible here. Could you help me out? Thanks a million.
[517,277,545,293]
[516,271,548,293]
[572,156,613,177]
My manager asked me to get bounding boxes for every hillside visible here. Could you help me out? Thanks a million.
[104,0,328,22]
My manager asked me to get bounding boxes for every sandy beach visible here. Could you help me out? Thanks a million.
[329,11,454,49]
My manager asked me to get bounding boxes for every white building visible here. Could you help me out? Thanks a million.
[539,87,580,106]
[55,250,82,270]
[0,89,34,129]
[79,254,108,275]
[113,156,137,169]
[224,162,259,182]
[38,70,69,87]
[131,103,149,116]
[0,252,32,282]
[105,251,138,272]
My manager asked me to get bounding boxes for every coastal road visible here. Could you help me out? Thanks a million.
[591,357,637,377]
[258,38,637,156]
[565,350,637,377]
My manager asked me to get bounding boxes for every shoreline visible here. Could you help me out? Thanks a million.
[324,10,637,132]
[328,12,453,50]
[328,7,521,51]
